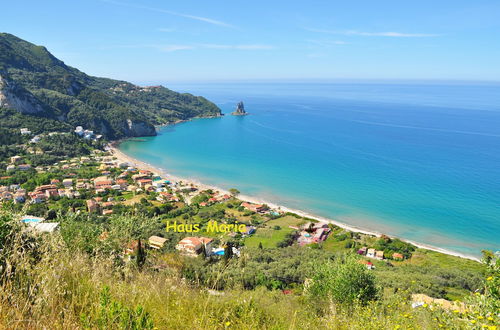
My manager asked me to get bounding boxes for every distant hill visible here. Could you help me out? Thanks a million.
[0,33,221,139]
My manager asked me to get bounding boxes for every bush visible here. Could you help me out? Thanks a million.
[308,255,379,305]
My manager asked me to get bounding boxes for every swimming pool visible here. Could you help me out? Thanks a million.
[21,217,44,224]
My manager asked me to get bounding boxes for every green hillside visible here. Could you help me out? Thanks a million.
[0,33,221,139]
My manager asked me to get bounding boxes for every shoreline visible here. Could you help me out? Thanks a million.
[108,142,481,262]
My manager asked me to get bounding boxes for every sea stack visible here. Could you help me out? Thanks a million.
[231,101,248,116]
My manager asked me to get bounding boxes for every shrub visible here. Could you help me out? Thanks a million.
[308,255,379,305]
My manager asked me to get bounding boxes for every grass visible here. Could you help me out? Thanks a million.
[244,215,306,248]
[0,211,496,329]
[1,242,494,329]
[404,249,484,273]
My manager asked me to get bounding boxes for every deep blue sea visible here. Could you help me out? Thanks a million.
[119,81,500,257]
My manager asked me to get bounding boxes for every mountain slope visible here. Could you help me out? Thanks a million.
[0,33,222,138]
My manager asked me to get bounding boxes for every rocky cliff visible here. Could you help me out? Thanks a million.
[231,101,248,115]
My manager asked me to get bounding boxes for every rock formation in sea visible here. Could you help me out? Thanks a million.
[231,101,248,116]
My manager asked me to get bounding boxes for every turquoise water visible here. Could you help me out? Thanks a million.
[119,82,500,257]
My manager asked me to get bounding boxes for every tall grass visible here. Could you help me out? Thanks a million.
[0,213,497,329]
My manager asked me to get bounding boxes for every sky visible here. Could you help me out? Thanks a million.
[1,0,500,83]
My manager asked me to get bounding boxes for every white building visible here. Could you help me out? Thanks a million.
[75,126,84,136]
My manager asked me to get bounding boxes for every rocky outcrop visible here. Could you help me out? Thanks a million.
[0,75,44,114]
[125,119,156,137]
[231,101,248,116]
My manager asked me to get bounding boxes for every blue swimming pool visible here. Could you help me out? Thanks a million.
[21,217,43,224]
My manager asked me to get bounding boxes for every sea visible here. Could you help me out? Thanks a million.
[118,81,500,258]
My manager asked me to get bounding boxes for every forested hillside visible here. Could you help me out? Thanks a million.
[0,33,221,139]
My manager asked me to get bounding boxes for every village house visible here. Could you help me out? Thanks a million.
[31,193,47,204]
[375,250,385,260]
[86,199,100,213]
[118,171,129,179]
[148,236,168,249]
[136,178,153,188]
[57,189,72,199]
[62,179,73,187]
[297,222,331,246]
[132,173,151,182]
[116,179,128,189]
[18,164,32,171]
[111,184,122,191]
[20,128,31,135]
[219,194,231,201]
[30,136,41,143]
[1,191,13,201]
[102,201,114,209]
[176,237,213,256]
[157,192,178,203]
[14,193,26,204]
[6,165,16,171]
[392,253,404,260]
[359,259,375,270]
[45,188,59,199]
[366,248,376,258]
[74,126,84,136]
[10,156,22,164]
[241,202,268,213]
[94,177,113,190]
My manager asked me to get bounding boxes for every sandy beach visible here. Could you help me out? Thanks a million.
[109,143,481,262]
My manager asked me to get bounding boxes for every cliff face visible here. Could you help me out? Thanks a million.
[0,33,222,139]
[125,119,156,137]
[0,75,44,114]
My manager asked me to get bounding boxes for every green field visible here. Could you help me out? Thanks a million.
[244,215,306,248]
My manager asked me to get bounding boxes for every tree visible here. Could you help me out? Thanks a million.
[136,239,146,271]
[308,255,379,305]
[229,188,240,196]
[223,242,233,261]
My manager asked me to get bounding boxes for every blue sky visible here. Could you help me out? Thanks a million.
[2,0,500,83]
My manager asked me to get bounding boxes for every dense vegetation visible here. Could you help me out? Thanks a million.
[0,33,221,139]
[0,211,498,329]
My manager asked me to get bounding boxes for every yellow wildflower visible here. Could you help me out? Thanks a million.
[471,320,477,324]
[423,303,428,308]
[487,316,494,321]
[225,321,231,327]
[478,316,484,319]
[486,276,493,281]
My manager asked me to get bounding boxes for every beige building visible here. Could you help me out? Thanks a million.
[176,237,213,256]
